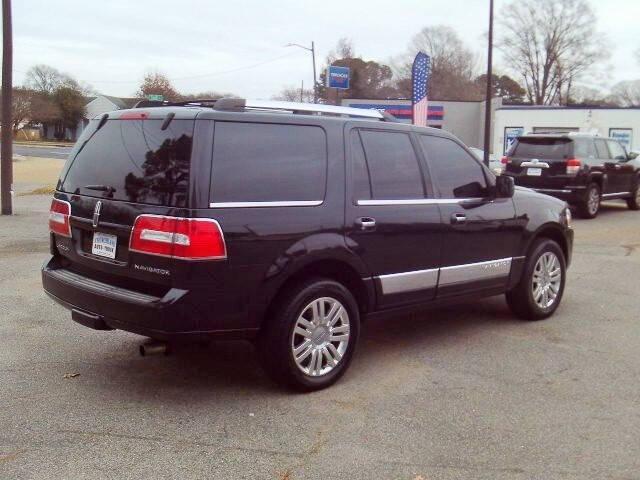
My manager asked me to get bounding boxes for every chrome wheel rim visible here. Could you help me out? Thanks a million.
[587,187,600,215]
[532,252,562,309]
[291,297,350,377]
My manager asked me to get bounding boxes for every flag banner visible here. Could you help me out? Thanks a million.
[347,103,444,123]
[412,52,431,127]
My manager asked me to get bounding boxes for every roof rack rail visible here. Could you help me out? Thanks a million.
[134,97,398,122]
[241,100,388,120]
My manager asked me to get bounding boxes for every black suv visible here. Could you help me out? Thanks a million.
[42,99,573,391]
[503,133,640,218]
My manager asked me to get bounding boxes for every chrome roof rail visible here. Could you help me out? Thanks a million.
[243,100,387,120]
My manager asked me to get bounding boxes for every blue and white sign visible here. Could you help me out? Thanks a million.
[327,66,350,90]
[609,128,633,151]
[504,127,524,154]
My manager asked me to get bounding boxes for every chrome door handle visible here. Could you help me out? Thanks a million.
[355,217,376,230]
[451,213,467,224]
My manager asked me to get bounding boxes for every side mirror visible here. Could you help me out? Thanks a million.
[495,175,515,198]
[628,152,638,160]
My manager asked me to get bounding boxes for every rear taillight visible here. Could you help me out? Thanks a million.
[49,199,72,237]
[566,158,581,175]
[501,156,510,165]
[129,215,226,260]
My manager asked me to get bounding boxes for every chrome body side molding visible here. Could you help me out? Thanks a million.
[378,268,439,295]
[439,258,513,287]
[374,258,515,295]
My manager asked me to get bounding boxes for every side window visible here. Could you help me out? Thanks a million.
[356,130,426,200]
[607,140,627,161]
[420,135,489,199]
[351,130,373,200]
[210,122,327,203]
[595,139,611,159]
[573,139,596,159]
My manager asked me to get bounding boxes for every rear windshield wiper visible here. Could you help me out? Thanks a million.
[84,184,117,196]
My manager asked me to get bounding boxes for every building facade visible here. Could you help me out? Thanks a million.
[342,97,503,152]
[494,106,640,155]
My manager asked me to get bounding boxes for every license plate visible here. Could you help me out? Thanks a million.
[92,232,118,259]
[527,168,542,176]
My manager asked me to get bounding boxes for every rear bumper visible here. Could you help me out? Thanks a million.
[41,256,258,342]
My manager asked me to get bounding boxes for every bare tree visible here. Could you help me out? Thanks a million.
[136,71,179,100]
[393,26,481,100]
[611,80,640,107]
[24,64,87,94]
[498,0,608,105]
[0,87,32,131]
[273,85,315,103]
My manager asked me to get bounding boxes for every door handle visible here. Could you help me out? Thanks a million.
[355,217,376,230]
[451,213,467,224]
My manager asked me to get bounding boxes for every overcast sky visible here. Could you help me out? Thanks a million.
[10,0,640,99]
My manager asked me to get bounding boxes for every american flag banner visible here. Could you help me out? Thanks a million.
[412,52,431,127]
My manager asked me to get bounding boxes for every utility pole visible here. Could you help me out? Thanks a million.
[286,41,318,103]
[310,41,317,104]
[483,0,494,168]
[1,0,13,215]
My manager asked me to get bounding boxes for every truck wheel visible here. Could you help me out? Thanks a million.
[577,183,600,219]
[258,278,360,391]
[627,177,640,210]
[506,239,566,321]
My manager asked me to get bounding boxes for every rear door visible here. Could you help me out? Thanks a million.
[54,111,195,291]
[344,125,442,309]
[594,139,616,194]
[418,134,521,298]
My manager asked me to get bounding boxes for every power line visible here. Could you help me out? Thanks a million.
[48,50,305,85]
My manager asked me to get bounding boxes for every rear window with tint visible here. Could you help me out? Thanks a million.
[511,138,572,159]
[210,122,327,204]
[60,119,194,207]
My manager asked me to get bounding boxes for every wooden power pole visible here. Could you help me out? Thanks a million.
[1,0,13,215]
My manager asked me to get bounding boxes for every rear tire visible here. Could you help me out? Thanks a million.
[577,183,600,219]
[627,177,640,210]
[506,239,566,321]
[258,278,360,392]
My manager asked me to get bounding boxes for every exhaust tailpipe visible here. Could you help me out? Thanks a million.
[139,341,169,357]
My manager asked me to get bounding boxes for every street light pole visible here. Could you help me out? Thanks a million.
[286,42,318,103]
[1,0,13,215]
[483,0,494,168]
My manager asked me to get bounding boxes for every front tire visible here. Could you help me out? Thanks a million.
[627,176,640,210]
[258,278,360,392]
[577,182,601,219]
[506,239,566,321]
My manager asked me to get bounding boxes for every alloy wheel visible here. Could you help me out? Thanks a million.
[587,187,600,215]
[291,297,350,377]
[531,252,562,309]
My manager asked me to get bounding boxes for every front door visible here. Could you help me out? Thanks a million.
[605,140,635,194]
[417,134,522,298]
[344,125,443,309]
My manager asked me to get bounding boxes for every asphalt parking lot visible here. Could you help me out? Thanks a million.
[1,195,639,480]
